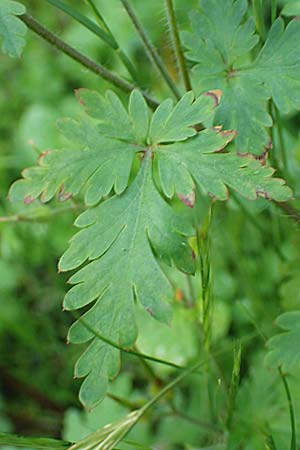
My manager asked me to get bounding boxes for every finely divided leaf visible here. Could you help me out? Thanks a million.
[9,88,292,408]
[0,0,27,57]
[182,0,300,155]
[265,311,300,372]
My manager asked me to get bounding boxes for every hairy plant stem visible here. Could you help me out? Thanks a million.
[46,0,114,46]
[120,0,181,99]
[164,0,191,92]
[252,0,266,41]
[278,368,297,450]
[19,14,159,109]
[46,0,140,84]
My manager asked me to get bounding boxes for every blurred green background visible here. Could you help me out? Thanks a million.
[1,1,300,449]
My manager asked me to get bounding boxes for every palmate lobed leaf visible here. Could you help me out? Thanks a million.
[10,88,292,408]
[182,0,300,155]
[0,0,27,57]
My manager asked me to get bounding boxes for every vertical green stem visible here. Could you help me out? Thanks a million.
[164,0,192,92]
[252,0,266,41]
[226,343,241,429]
[120,0,181,99]
[274,106,288,173]
[271,0,277,23]
[196,204,214,351]
[278,368,296,450]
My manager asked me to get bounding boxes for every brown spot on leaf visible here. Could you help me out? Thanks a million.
[74,88,87,107]
[24,195,35,205]
[177,191,195,208]
[175,289,184,302]
[204,89,222,107]
[256,189,272,200]
[58,185,72,202]
[145,306,153,317]
[38,150,51,163]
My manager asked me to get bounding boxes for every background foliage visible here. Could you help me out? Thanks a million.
[1,1,300,449]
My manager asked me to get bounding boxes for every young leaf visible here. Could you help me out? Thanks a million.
[0,0,27,57]
[182,0,300,155]
[265,311,300,372]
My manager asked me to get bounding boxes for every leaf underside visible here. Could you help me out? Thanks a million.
[10,89,292,408]
[182,0,300,155]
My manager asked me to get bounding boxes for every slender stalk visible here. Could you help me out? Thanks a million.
[85,0,140,83]
[70,312,183,370]
[273,106,288,173]
[120,0,181,99]
[278,368,297,450]
[252,0,266,41]
[107,392,141,410]
[139,359,204,415]
[47,0,140,83]
[0,205,80,223]
[164,0,191,92]
[271,0,277,23]
[265,433,278,450]
[275,201,300,223]
[226,342,242,429]
[46,0,115,47]
[185,274,196,307]
[19,14,159,109]
[0,433,70,449]
[196,204,214,351]
[169,409,220,432]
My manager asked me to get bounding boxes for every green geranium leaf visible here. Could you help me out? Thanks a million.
[10,89,292,408]
[265,311,300,372]
[0,0,27,57]
[182,0,300,154]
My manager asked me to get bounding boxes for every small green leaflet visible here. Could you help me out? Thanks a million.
[182,0,300,155]
[265,311,300,372]
[10,88,292,408]
[0,0,27,57]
